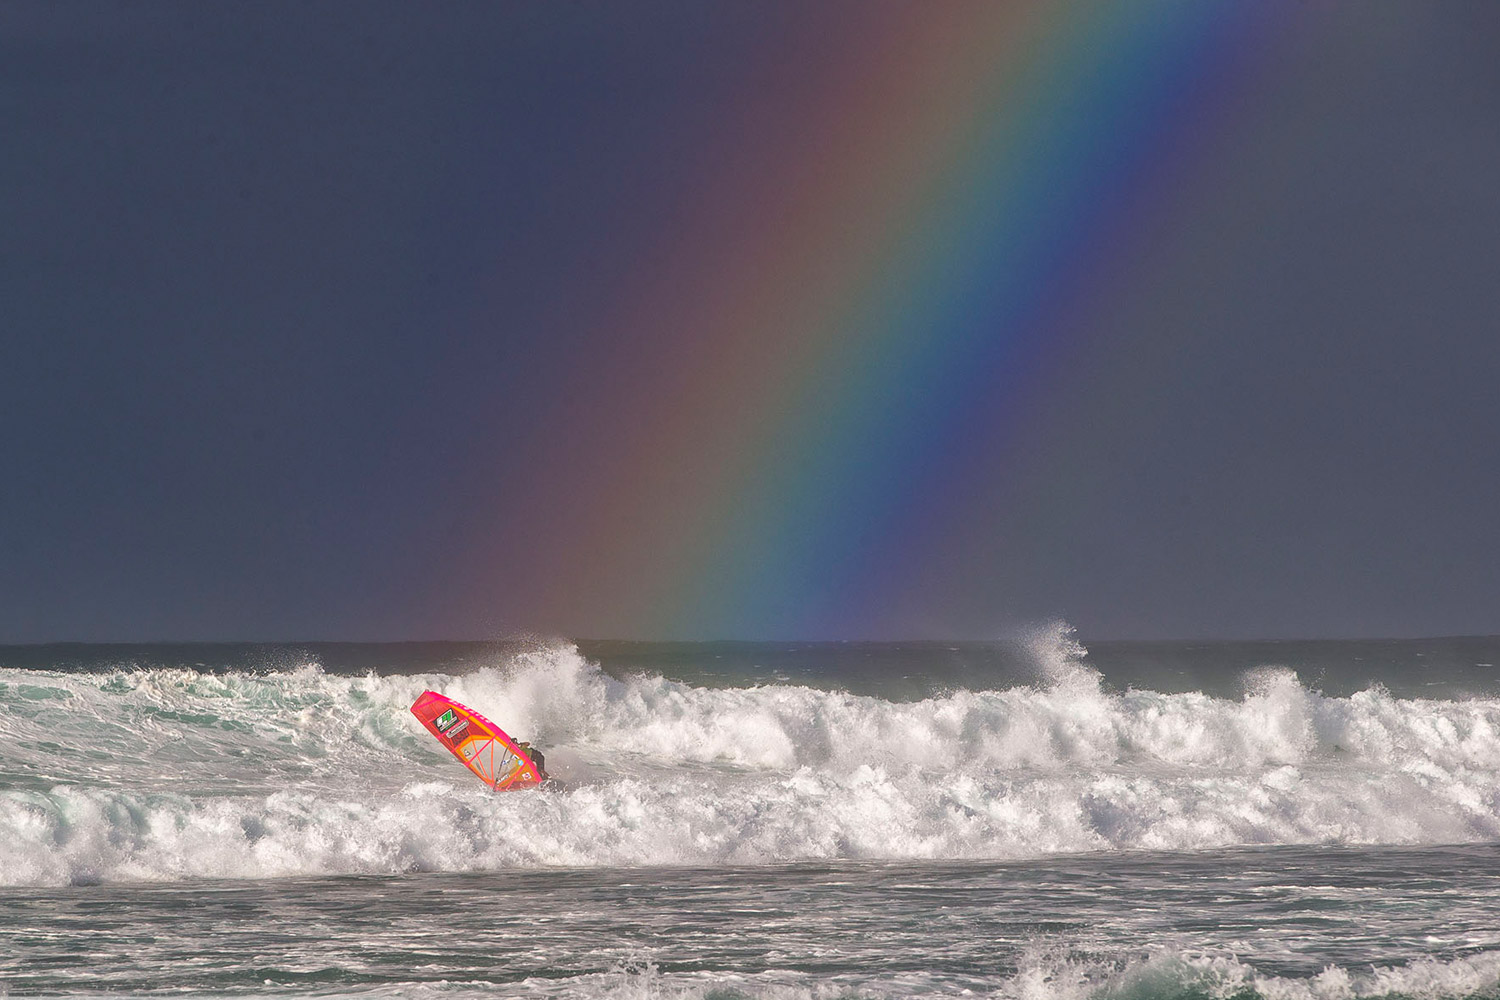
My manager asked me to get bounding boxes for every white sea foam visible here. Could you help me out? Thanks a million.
[172,949,1500,1000]
[6,637,1500,885]
[997,947,1500,1000]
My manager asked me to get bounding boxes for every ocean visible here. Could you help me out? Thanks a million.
[5,627,1500,998]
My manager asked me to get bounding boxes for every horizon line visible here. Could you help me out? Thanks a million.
[4,632,1500,647]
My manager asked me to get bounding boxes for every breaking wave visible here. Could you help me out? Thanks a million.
[569,948,1500,1000]
[5,630,1500,885]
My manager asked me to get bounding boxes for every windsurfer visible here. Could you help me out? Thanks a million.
[516,740,547,779]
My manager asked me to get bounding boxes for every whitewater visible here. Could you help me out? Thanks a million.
[5,632,1500,885]
[6,630,1500,998]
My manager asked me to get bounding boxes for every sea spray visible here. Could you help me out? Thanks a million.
[5,636,1500,885]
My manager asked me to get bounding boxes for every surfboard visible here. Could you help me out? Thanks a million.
[410,690,545,791]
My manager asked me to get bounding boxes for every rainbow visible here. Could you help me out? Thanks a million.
[463,3,1290,638]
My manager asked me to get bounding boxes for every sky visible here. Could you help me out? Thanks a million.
[2,2,1499,642]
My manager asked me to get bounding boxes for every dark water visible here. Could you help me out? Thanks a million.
[6,846,1500,998]
[7,632,1498,698]
[5,629,1500,997]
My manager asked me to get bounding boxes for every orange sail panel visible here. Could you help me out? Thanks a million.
[410,690,544,790]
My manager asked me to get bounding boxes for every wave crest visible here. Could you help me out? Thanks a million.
[6,641,1500,884]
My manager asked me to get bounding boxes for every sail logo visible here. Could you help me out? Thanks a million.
[434,709,457,731]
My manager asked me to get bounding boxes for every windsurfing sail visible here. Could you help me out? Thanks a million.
[410,690,545,791]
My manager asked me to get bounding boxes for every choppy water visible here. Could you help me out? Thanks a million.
[5,627,1500,998]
